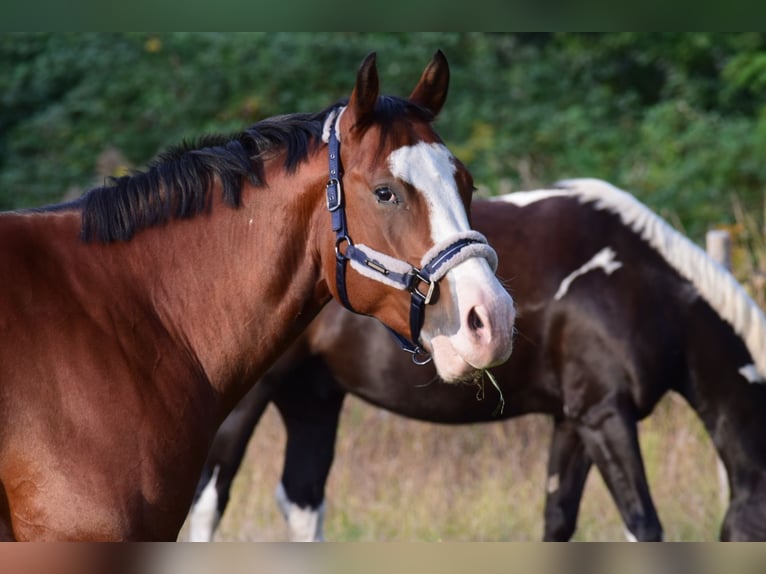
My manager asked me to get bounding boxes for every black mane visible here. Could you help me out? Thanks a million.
[73,96,432,243]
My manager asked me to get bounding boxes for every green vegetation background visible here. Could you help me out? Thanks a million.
[3,32,766,242]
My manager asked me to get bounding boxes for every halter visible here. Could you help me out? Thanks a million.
[325,115,498,365]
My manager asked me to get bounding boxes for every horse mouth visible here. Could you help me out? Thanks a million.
[428,344,484,384]
[426,330,514,384]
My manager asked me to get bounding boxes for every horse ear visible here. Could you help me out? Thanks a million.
[409,49,450,117]
[345,52,380,128]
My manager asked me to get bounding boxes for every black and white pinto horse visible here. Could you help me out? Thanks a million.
[187,178,766,541]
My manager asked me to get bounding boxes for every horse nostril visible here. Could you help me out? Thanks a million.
[468,307,484,332]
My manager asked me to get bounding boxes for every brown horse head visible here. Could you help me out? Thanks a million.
[0,50,516,540]
[319,51,515,382]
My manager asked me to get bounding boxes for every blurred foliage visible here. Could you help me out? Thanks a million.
[3,32,766,238]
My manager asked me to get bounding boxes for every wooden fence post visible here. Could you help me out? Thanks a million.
[706,229,732,271]
[705,228,732,511]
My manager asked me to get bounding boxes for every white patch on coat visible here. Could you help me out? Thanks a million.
[187,465,220,542]
[624,529,639,542]
[739,363,763,383]
[546,473,560,494]
[554,247,623,300]
[553,178,766,381]
[275,482,325,542]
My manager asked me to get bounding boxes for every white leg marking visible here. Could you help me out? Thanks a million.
[624,529,638,542]
[739,363,764,383]
[546,473,560,494]
[275,482,326,542]
[188,465,220,542]
[717,456,730,511]
[554,247,623,300]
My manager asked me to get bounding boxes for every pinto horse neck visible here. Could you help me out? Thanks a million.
[677,294,766,540]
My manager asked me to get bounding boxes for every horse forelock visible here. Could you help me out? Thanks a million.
[554,178,766,381]
[329,96,436,163]
[77,104,344,244]
[352,95,435,138]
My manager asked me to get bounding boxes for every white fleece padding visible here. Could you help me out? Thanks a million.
[551,178,766,380]
[321,106,346,143]
[348,243,414,290]
[349,231,497,290]
[419,231,498,282]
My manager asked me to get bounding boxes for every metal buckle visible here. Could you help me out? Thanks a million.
[364,258,389,275]
[410,270,436,305]
[403,345,433,365]
[326,178,342,212]
[335,235,352,260]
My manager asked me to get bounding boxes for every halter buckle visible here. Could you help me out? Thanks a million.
[410,270,437,305]
[326,178,342,212]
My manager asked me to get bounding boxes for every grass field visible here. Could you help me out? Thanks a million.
[187,388,724,542]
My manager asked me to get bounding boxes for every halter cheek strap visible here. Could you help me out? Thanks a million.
[325,117,498,364]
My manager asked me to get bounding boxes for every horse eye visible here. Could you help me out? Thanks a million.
[374,186,397,204]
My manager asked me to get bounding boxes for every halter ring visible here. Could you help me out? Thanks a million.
[402,345,433,365]
[335,235,352,260]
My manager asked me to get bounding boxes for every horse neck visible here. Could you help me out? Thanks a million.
[679,302,766,482]
[90,163,330,415]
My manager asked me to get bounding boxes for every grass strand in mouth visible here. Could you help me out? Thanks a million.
[484,369,505,416]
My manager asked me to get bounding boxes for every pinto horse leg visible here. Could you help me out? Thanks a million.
[721,496,766,541]
[187,380,277,541]
[272,361,345,542]
[543,417,593,541]
[569,391,663,541]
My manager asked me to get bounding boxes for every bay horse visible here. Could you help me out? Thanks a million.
[0,51,515,540]
[188,178,766,542]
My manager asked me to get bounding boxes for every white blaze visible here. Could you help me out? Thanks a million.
[387,142,470,242]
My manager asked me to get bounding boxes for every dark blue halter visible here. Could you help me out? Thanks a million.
[325,118,496,365]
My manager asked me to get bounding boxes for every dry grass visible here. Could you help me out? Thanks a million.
[198,390,724,542]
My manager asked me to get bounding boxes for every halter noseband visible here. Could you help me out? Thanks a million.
[325,115,498,365]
